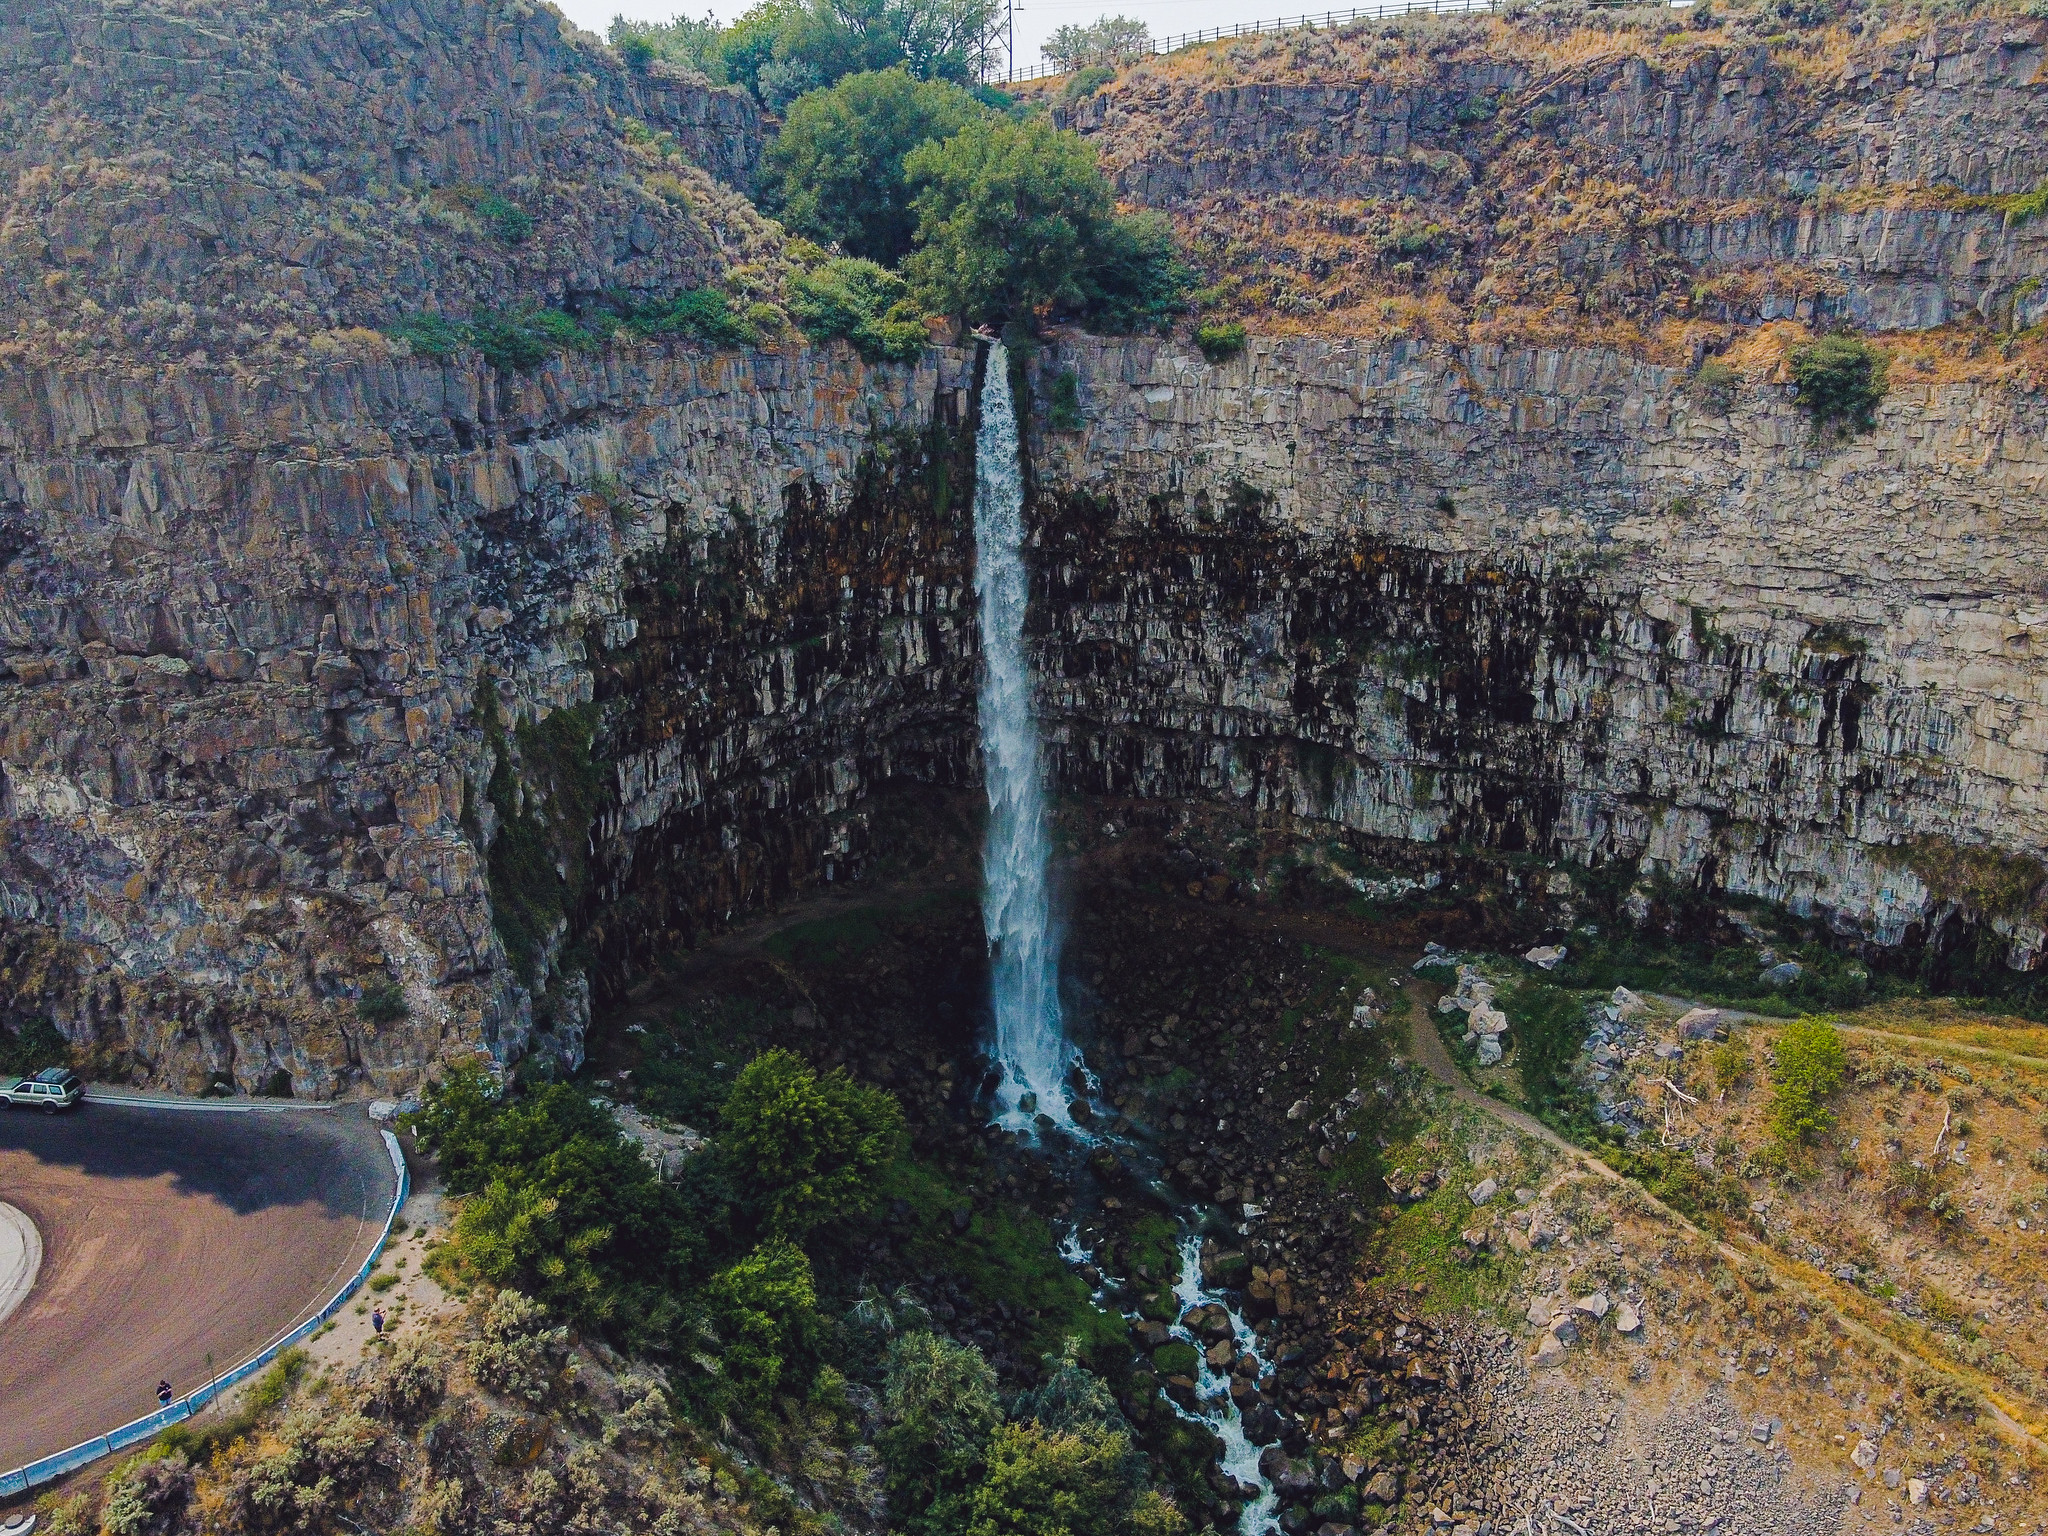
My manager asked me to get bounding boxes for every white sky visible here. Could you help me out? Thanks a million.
[550,0,1284,78]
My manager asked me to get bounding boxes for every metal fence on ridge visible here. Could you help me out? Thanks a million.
[996,0,1499,83]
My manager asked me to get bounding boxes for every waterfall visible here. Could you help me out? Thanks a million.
[973,342,1078,1131]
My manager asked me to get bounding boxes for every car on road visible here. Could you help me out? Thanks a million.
[1,1067,82,1112]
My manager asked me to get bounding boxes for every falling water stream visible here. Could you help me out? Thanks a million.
[973,340,1276,1531]
[974,342,1081,1131]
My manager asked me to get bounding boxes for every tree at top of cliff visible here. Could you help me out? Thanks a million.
[902,116,1186,330]
[618,0,1001,108]
[766,67,987,264]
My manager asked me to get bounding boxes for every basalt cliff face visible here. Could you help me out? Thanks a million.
[1020,331,2048,964]
[2,0,2046,1095]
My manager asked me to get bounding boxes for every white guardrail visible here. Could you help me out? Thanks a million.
[998,0,1498,82]
[0,1130,408,1499]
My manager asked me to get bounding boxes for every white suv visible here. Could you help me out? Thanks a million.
[0,1067,82,1112]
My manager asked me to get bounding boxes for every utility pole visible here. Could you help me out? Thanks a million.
[982,0,1015,82]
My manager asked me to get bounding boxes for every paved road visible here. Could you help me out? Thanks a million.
[0,1103,394,1471]
[0,1201,37,1328]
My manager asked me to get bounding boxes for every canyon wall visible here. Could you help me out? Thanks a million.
[1058,16,2048,333]
[5,0,2048,1096]
[0,343,976,1094]
[1020,330,2048,963]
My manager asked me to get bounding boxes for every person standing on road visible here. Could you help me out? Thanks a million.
[157,1380,173,1408]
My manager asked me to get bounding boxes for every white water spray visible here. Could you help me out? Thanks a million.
[974,342,1078,1130]
[1168,1234,1280,1536]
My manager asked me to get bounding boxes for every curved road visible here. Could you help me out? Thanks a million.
[0,1201,38,1329]
[0,1102,395,1472]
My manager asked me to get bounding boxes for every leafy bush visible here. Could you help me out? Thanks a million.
[705,1239,819,1416]
[388,290,752,377]
[617,32,658,70]
[787,257,929,361]
[1060,65,1116,104]
[1379,220,1447,262]
[1999,182,2048,226]
[98,1452,194,1536]
[878,1330,1004,1535]
[904,116,1186,329]
[1043,15,1151,71]
[385,308,594,373]
[387,312,469,362]
[1768,1015,1847,1146]
[357,980,408,1024]
[1709,1038,1749,1091]
[435,184,535,244]
[1012,1345,1126,1436]
[603,288,759,348]
[364,1336,444,1424]
[414,1060,721,1332]
[0,1017,69,1076]
[1691,358,1740,414]
[158,1350,309,1461]
[1046,369,1083,430]
[1194,320,1246,363]
[765,68,984,264]
[964,1423,1185,1536]
[472,308,594,372]
[621,0,999,108]
[1506,982,1588,1119]
[466,1288,568,1403]
[611,13,728,79]
[1790,334,1888,433]
[719,1047,905,1235]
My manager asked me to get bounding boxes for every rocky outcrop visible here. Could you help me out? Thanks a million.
[1021,331,2048,964]
[0,0,767,370]
[0,340,976,1094]
[1056,14,2048,334]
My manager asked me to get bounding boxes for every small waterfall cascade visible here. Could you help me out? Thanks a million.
[1168,1234,1279,1535]
[973,341,1080,1131]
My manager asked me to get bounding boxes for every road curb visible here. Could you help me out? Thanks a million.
[0,1133,405,1497]
[0,1205,39,1333]
[80,1090,335,1114]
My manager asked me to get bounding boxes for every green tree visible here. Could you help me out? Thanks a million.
[719,1047,905,1235]
[1042,14,1151,71]
[611,12,729,78]
[1011,1344,1126,1436]
[413,1061,720,1333]
[1768,1015,1847,1146]
[1790,334,1888,433]
[708,0,997,106]
[903,116,1184,328]
[766,68,985,263]
[1506,982,1587,1118]
[965,1424,1185,1536]
[878,1331,1003,1534]
[706,1239,819,1415]
[0,1017,70,1077]
[787,257,929,361]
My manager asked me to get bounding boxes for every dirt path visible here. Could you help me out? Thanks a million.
[1642,992,2048,1073]
[1394,984,2048,1459]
